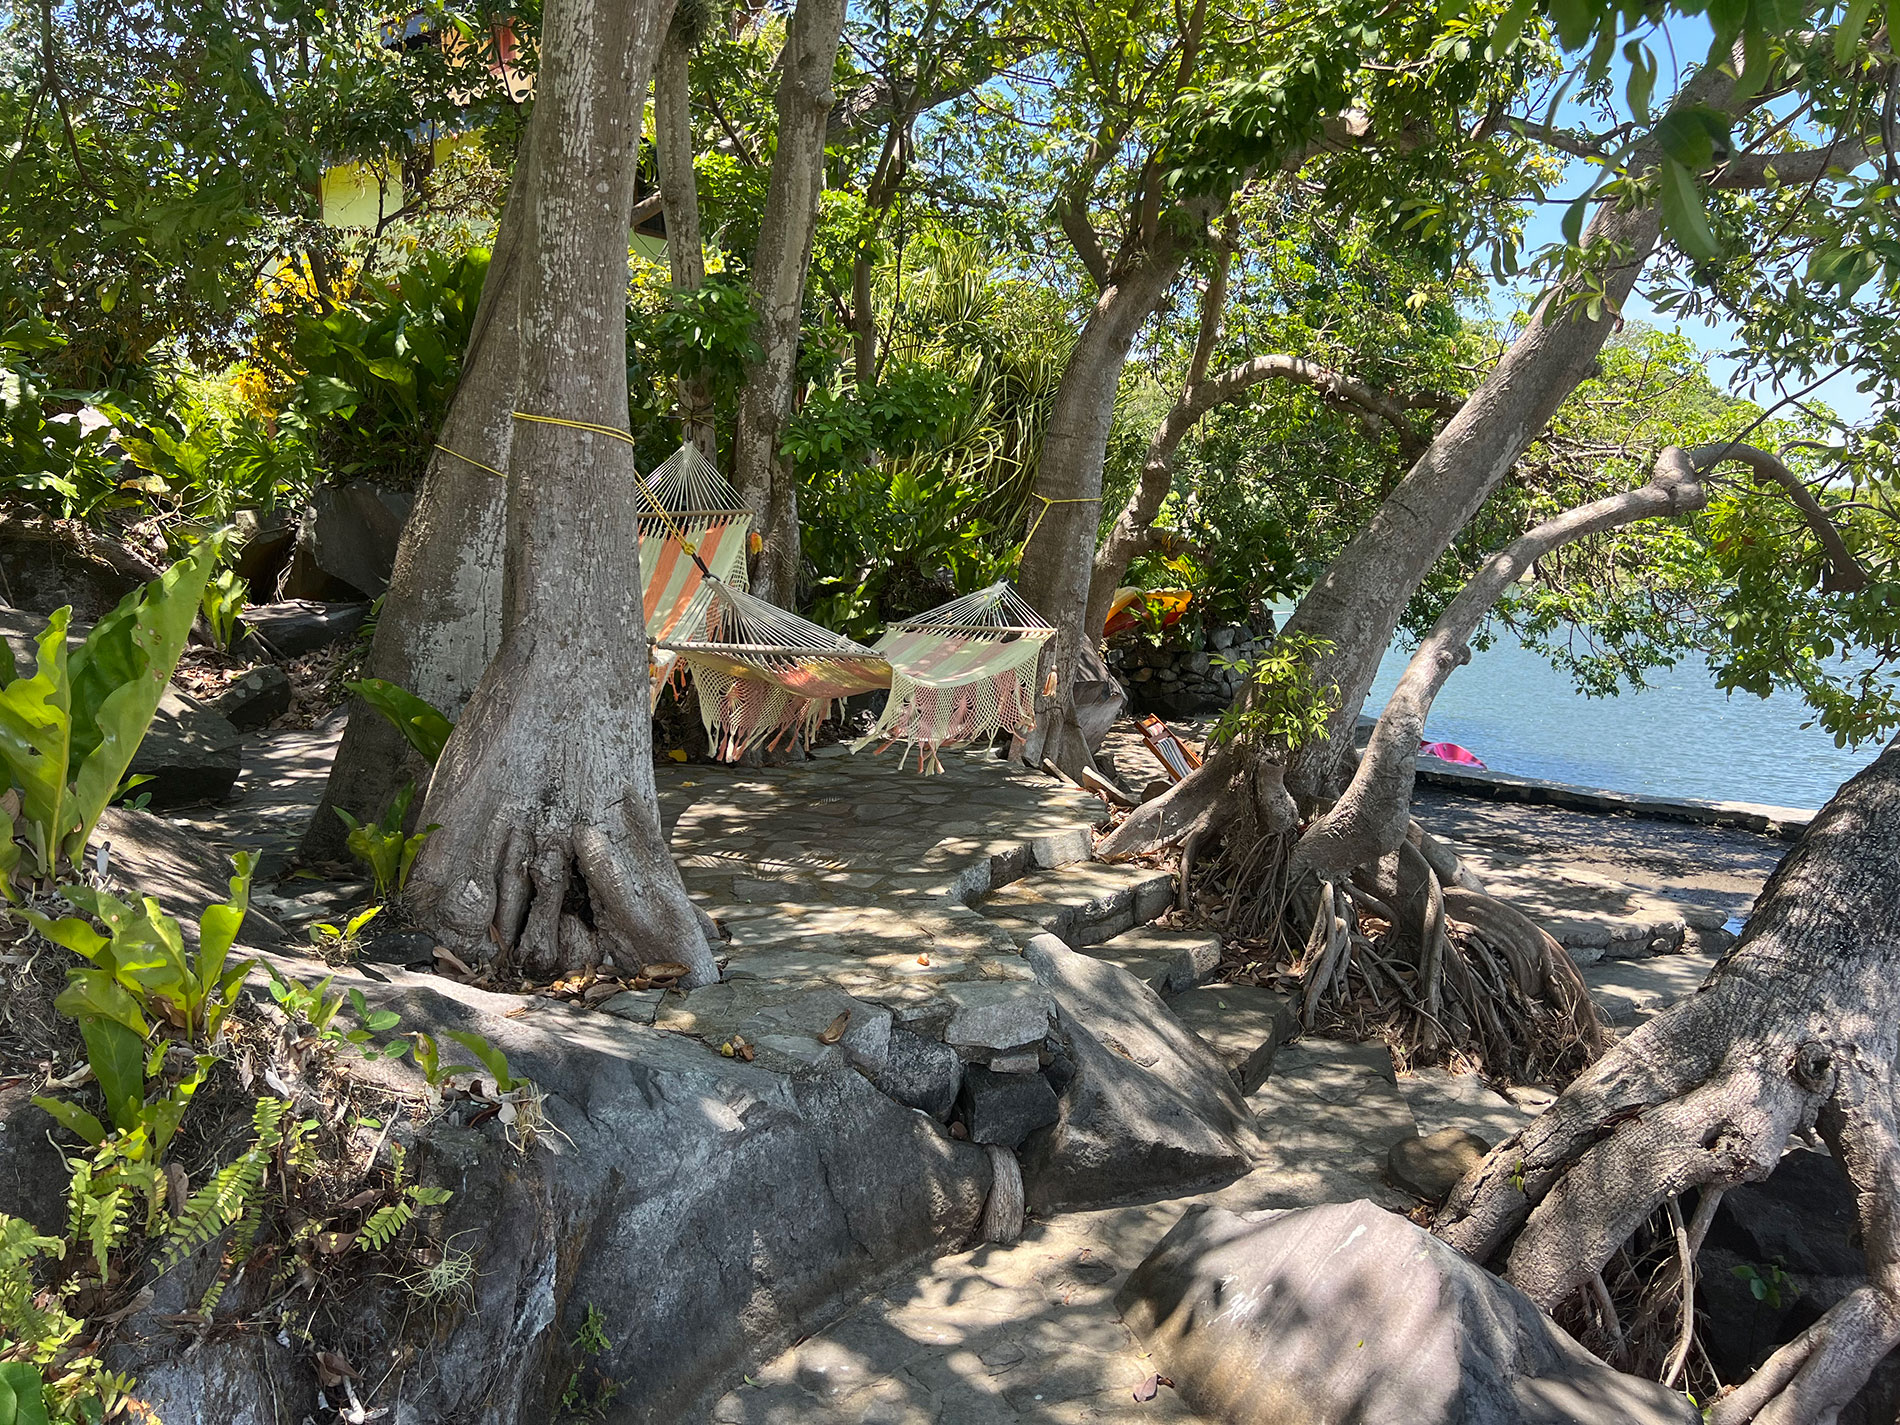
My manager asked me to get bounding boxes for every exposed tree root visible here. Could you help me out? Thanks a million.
[1435,743,1900,1423]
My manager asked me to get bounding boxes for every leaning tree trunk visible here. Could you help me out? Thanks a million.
[729,0,848,604]
[1436,738,1900,1425]
[655,11,716,460]
[300,154,532,860]
[1017,246,1188,776]
[406,0,716,986]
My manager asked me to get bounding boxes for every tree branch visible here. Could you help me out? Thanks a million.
[1695,440,1869,591]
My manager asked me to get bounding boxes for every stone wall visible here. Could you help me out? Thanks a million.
[1105,614,1279,719]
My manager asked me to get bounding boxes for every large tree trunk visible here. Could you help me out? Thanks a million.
[1436,738,1900,1425]
[1017,247,1188,775]
[299,157,530,860]
[655,12,716,460]
[406,0,715,986]
[729,0,849,604]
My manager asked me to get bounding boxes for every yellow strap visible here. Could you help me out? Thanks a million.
[434,443,509,480]
[1025,493,1101,545]
[511,410,697,554]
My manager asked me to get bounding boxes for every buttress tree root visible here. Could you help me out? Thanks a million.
[1436,740,1900,1425]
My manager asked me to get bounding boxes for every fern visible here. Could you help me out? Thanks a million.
[358,1199,415,1252]
[156,1097,287,1280]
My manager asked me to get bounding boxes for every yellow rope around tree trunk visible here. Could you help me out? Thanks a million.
[432,443,510,479]
[509,410,711,567]
[1023,493,1101,546]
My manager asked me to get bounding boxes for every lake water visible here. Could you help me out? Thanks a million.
[1359,630,1882,812]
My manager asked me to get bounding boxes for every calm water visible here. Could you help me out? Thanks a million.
[1360,631,1883,812]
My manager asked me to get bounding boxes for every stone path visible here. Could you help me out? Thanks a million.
[156,721,1754,1423]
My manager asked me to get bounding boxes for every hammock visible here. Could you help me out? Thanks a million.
[657,580,1055,770]
[637,443,752,704]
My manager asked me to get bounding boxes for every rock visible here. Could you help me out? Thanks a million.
[129,690,242,806]
[1709,1147,1863,1281]
[942,982,1053,1052]
[956,1064,1061,1147]
[227,509,295,590]
[1019,934,1257,1211]
[358,927,438,966]
[739,988,894,1074]
[114,957,995,1425]
[599,989,665,1024]
[0,518,153,620]
[860,1027,962,1119]
[0,1084,68,1233]
[240,599,371,657]
[1388,1126,1490,1200]
[307,480,415,597]
[1166,984,1294,1092]
[1118,1201,1700,1425]
[988,1049,1040,1074]
[94,807,286,944]
[204,665,292,731]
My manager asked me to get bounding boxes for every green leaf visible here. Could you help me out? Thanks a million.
[345,679,454,764]
[78,1017,148,1132]
[1658,158,1722,262]
[29,1096,105,1146]
[0,610,75,876]
[192,850,254,1006]
[446,1029,521,1093]
[0,1362,51,1425]
[65,543,217,865]
[1837,0,1876,66]
[1488,0,1535,55]
[1625,42,1656,125]
[53,969,151,1038]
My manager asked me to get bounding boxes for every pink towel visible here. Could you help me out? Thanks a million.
[1420,739,1486,769]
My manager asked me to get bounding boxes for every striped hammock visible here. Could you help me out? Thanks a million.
[656,580,1054,770]
[638,443,752,704]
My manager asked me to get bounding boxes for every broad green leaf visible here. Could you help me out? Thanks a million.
[1488,0,1534,55]
[0,1360,52,1425]
[78,1017,148,1132]
[1626,42,1656,125]
[1658,158,1721,261]
[18,909,109,963]
[65,543,217,865]
[0,800,15,902]
[446,1030,520,1092]
[0,611,74,875]
[29,1096,105,1145]
[0,636,13,685]
[1836,0,1875,65]
[192,850,254,1001]
[345,679,454,764]
[54,968,152,1038]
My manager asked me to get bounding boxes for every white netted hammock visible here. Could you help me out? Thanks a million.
[647,533,1054,770]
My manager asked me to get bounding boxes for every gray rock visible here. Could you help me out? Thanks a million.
[942,981,1053,1052]
[239,599,371,657]
[131,689,242,806]
[1019,934,1257,1212]
[1118,1201,1700,1425]
[739,988,894,1073]
[115,957,994,1425]
[988,1049,1041,1074]
[0,519,146,620]
[359,927,438,966]
[0,1084,68,1233]
[957,1065,1060,1147]
[308,480,415,597]
[1388,1126,1490,1200]
[861,1027,962,1119]
[599,989,665,1024]
[1166,984,1294,1092]
[205,665,291,731]
[94,807,286,944]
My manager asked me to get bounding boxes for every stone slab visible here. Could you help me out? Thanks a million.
[1165,984,1294,1093]
[1581,950,1719,1027]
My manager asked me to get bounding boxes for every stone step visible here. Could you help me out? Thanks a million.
[1165,984,1294,1093]
[1581,948,1720,1027]
[1396,1067,1537,1147]
[1210,1038,1417,1214]
[978,861,1175,948]
[1076,924,1222,997]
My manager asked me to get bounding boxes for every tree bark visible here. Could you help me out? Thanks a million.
[299,156,531,860]
[406,0,714,986]
[655,13,716,460]
[729,0,849,604]
[1017,244,1190,775]
[1436,738,1900,1425]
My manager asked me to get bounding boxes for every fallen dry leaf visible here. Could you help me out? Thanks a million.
[315,1349,359,1388]
[917,954,930,966]
[644,961,690,982]
[816,1011,851,1045]
[1132,1373,1173,1402]
[315,1231,356,1256]
[433,946,475,977]
[582,981,623,1004]
[503,1006,529,1019]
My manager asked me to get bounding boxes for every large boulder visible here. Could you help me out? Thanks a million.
[1117,1200,1699,1425]
[0,518,156,621]
[1019,933,1257,1211]
[110,956,997,1425]
[305,480,415,597]
[240,598,371,657]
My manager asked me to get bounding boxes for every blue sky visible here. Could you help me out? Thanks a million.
[1495,15,1879,428]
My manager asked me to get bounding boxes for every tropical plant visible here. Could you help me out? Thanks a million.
[334,785,437,900]
[199,569,249,652]
[0,544,218,896]
[346,678,454,764]
[306,905,384,962]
